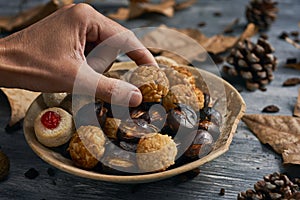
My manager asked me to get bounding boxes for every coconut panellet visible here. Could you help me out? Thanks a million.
[42,92,68,107]
[163,84,202,111]
[136,133,177,172]
[103,117,121,141]
[129,65,169,103]
[194,87,205,111]
[171,65,196,88]
[155,56,178,67]
[68,125,106,169]
[162,67,191,87]
[34,107,75,147]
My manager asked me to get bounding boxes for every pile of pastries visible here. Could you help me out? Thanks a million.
[33,56,222,174]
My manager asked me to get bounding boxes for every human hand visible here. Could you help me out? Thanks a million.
[0,3,157,106]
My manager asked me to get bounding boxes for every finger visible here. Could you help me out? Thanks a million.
[86,12,157,67]
[87,44,120,74]
[73,62,142,107]
[126,47,157,66]
[96,75,142,107]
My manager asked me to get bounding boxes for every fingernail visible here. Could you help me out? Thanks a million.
[129,90,142,107]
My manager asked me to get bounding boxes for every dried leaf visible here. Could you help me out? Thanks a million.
[242,114,300,165]
[284,37,300,49]
[109,0,195,20]
[282,77,300,87]
[109,0,175,20]
[174,0,196,11]
[237,23,258,42]
[141,25,208,63]
[0,88,40,126]
[286,63,300,70]
[223,18,239,34]
[0,0,73,32]
[294,88,300,117]
[107,8,130,21]
[201,35,238,54]
[142,23,256,62]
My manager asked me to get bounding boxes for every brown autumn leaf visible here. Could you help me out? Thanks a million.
[141,25,208,64]
[141,23,257,64]
[242,114,300,165]
[108,0,196,20]
[0,0,73,32]
[294,88,300,117]
[223,18,239,34]
[174,0,196,11]
[282,77,300,87]
[286,62,300,70]
[108,0,174,20]
[0,88,40,127]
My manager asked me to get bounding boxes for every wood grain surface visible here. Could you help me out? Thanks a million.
[0,0,300,199]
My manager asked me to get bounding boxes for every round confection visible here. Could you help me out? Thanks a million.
[129,65,169,102]
[68,125,106,169]
[136,133,177,172]
[194,87,205,110]
[34,107,75,147]
[162,84,200,111]
[155,56,178,67]
[103,117,121,141]
[162,67,191,87]
[171,65,196,88]
[42,92,68,107]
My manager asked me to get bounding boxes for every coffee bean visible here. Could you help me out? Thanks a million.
[262,105,280,113]
[290,31,299,37]
[213,11,222,17]
[197,21,206,27]
[286,58,297,64]
[278,31,289,40]
[282,78,300,87]
[24,168,39,179]
[219,188,225,196]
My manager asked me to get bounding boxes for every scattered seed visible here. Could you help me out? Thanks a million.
[290,31,299,37]
[24,168,39,179]
[219,188,225,196]
[282,78,300,87]
[213,11,222,17]
[197,21,206,27]
[286,58,297,64]
[278,31,289,40]
[262,105,280,113]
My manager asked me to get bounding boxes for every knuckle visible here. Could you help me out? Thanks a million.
[70,3,95,19]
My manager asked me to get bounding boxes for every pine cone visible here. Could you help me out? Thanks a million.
[246,0,278,30]
[224,36,277,91]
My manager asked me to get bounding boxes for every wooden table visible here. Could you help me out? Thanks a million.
[0,0,299,199]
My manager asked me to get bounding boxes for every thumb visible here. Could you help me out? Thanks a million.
[73,61,142,107]
[96,75,142,107]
